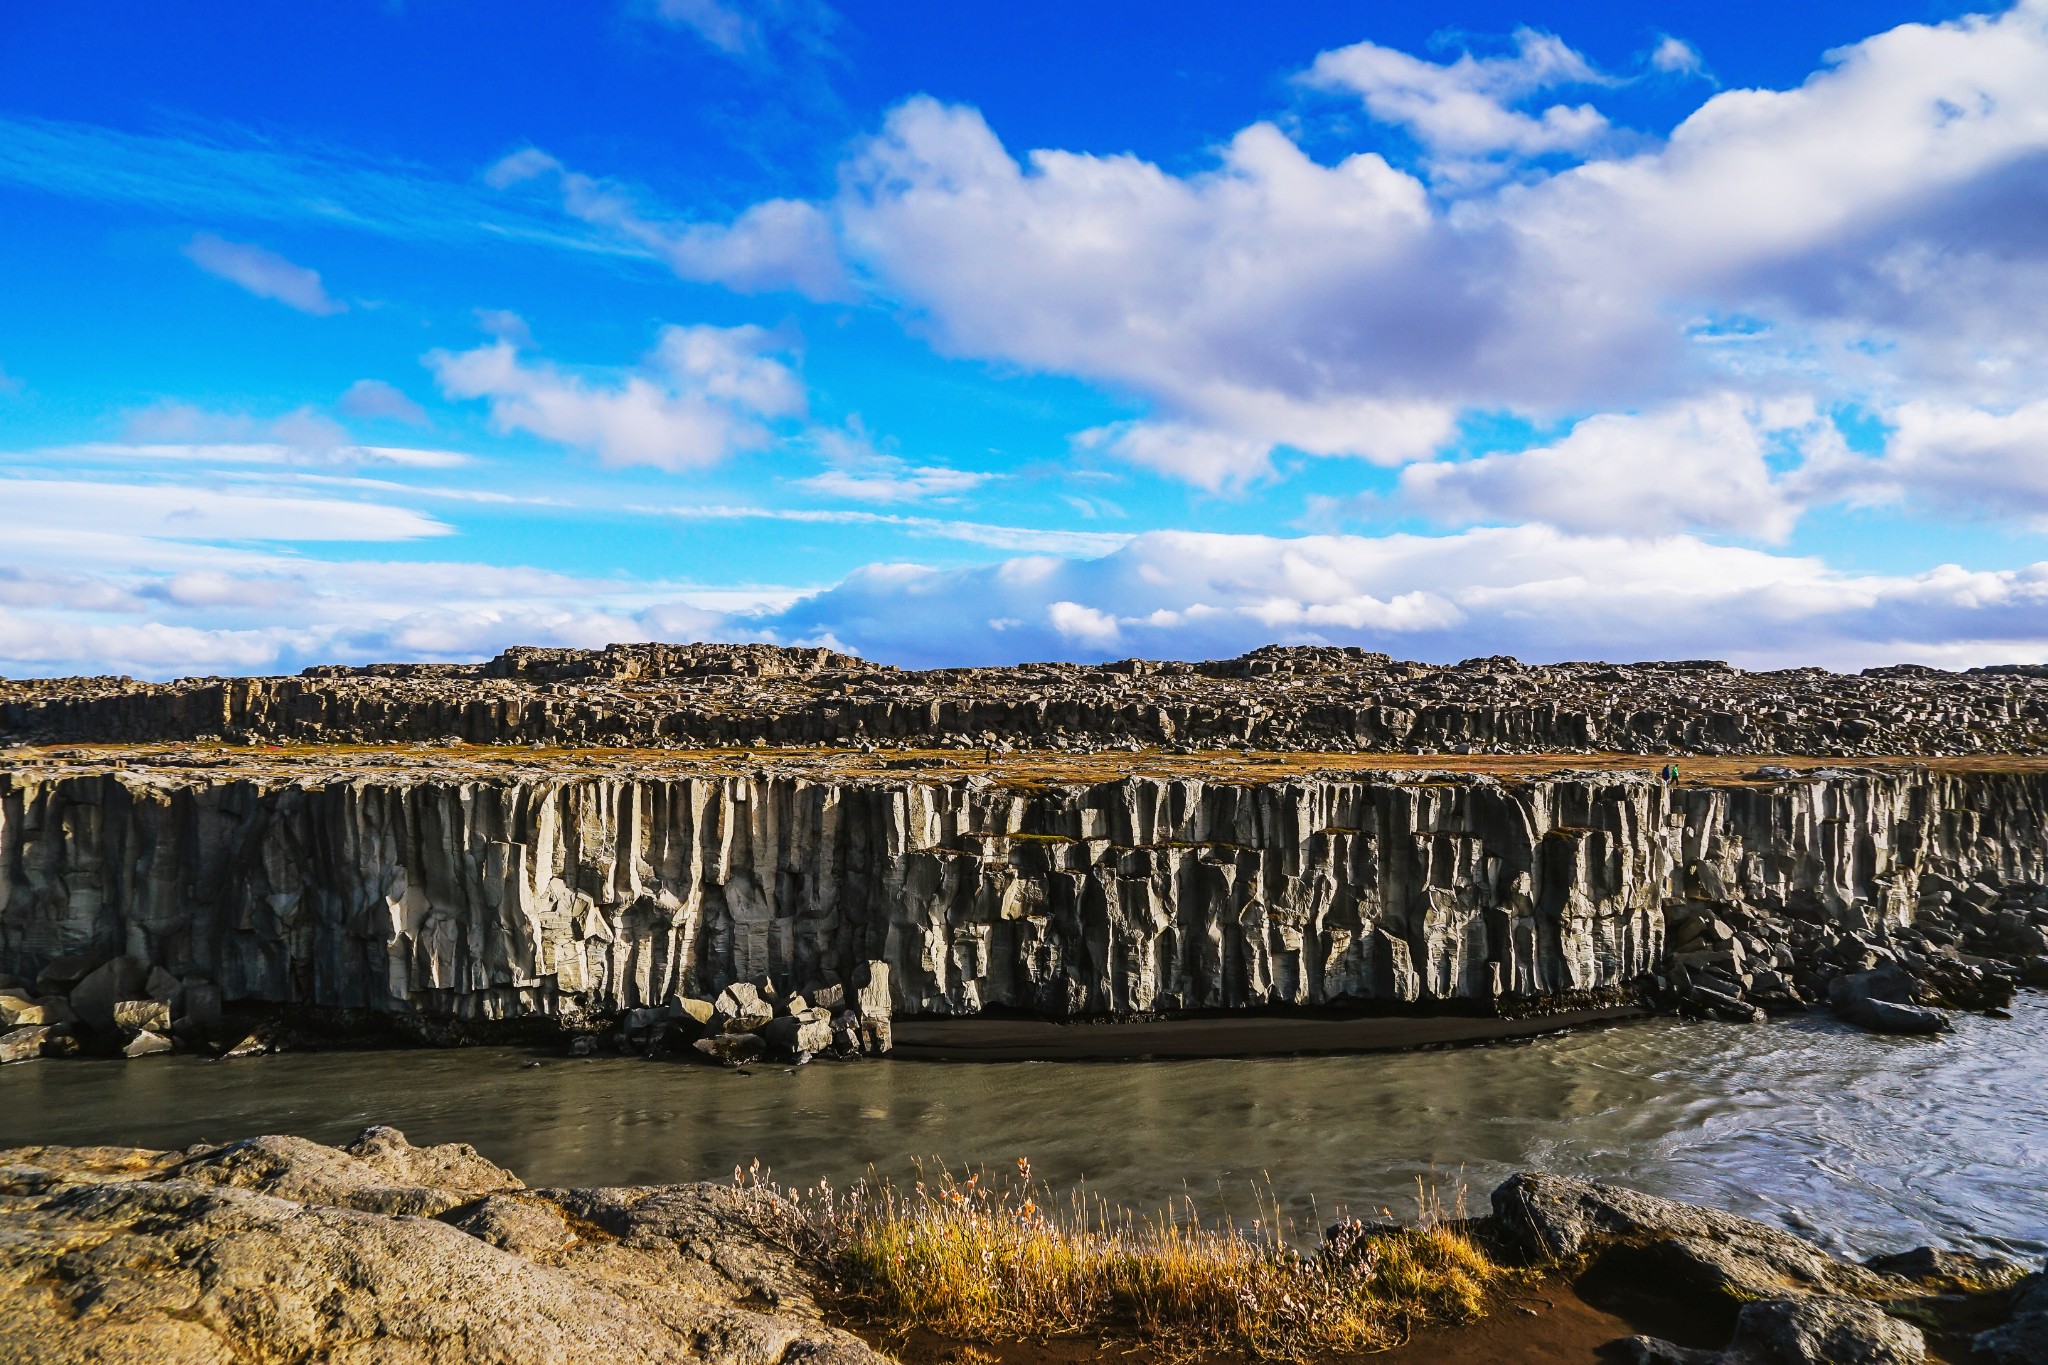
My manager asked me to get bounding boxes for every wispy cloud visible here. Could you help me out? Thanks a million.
[487,147,848,298]
[645,502,1130,554]
[648,0,840,68]
[23,400,473,469]
[0,114,649,258]
[183,232,345,314]
[39,442,470,470]
[653,0,757,55]
[790,421,990,502]
[0,477,451,541]
[339,379,430,425]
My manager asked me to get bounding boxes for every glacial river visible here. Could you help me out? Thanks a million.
[10,995,2046,1260]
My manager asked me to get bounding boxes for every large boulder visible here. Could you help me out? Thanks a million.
[1976,1272,2048,1364]
[67,957,149,1035]
[761,1013,831,1059]
[1617,1296,1925,1364]
[157,1126,521,1218]
[713,983,773,1033]
[120,1030,172,1058]
[1730,1296,1924,1364]
[0,1127,889,1365]
[32,953,103,997]
[0,1026,50,1065]
[1828,966,1951,1035]
[1836,995,1951,1035]
[112,1000,171,1034]
[1490,1173,1879,1300]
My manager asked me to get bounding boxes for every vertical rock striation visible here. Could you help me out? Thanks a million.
[4,766,2046,1023]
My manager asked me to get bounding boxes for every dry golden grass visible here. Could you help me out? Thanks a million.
[755,1162,1507,1361]
[19,740,2048,790]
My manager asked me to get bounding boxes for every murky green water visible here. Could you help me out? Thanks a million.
[9,996,2046,1260]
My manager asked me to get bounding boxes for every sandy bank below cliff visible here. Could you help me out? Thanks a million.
[889,1003,1649,1060]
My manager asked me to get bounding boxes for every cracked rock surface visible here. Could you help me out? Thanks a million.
[0,1126,886,1365]
[6,642,2048,756]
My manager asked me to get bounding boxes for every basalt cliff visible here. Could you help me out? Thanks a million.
[3,645,2046,1054]
[3,749,2046,1043]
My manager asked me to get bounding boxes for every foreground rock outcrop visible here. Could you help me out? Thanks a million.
[4,1131,2035,1365]
[3,751,2046,1043]
[0,1126,885,1365]
[7,642,2048,756]
[1491,1172,2038,1364]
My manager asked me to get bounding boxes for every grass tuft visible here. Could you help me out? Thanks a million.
[747,1161,1509,1361]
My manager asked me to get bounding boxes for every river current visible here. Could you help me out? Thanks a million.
[11,996,2046,1260]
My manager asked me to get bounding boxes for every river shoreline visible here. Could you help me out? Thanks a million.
[3,1126,2040,1364]
[888,1003,1653,1060]
[12,995,2048,1265]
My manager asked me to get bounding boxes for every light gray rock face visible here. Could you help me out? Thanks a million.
[1731,1296,1927,1365]
[3,766,2046,1023]
[0,1126,888,1365]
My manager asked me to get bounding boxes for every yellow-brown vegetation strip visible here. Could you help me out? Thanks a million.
[759,1164,1509,1363]
[12,741,2048,790]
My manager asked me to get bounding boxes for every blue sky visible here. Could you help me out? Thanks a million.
[4,0,2048,676]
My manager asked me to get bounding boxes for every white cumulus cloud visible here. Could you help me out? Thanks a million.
[488,148,847,300]
[1303,28,1610,159]
[829,3,2048,497]
[1397,394,1835,541]
[427,323,805,471]
[757,526,2048,672]
[1810,399,2048,527]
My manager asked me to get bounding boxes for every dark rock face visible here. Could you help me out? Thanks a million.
[1618,1297,1928,1364]
[1491,1172,1889,1302]
[1977,1273,2048,1364]
[0,1126,884,1365]
[3,760,2046,1030]
[7,642,2048,755]
[1492,1173,2048,1365]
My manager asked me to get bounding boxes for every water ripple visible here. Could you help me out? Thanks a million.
[8,994,2046,1257]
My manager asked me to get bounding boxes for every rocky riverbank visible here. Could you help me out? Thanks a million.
[5,741,2048,1066]
[3,1126,2041,1364]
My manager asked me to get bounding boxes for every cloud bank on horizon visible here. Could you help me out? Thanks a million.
[3,0,2048,677]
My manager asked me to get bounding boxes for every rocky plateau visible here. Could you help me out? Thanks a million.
[5,641,2048,756]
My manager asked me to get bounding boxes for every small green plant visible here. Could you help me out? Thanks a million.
[744,1162,1507,1362]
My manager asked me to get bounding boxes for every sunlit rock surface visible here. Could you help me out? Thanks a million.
[4,759,2044,1023]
